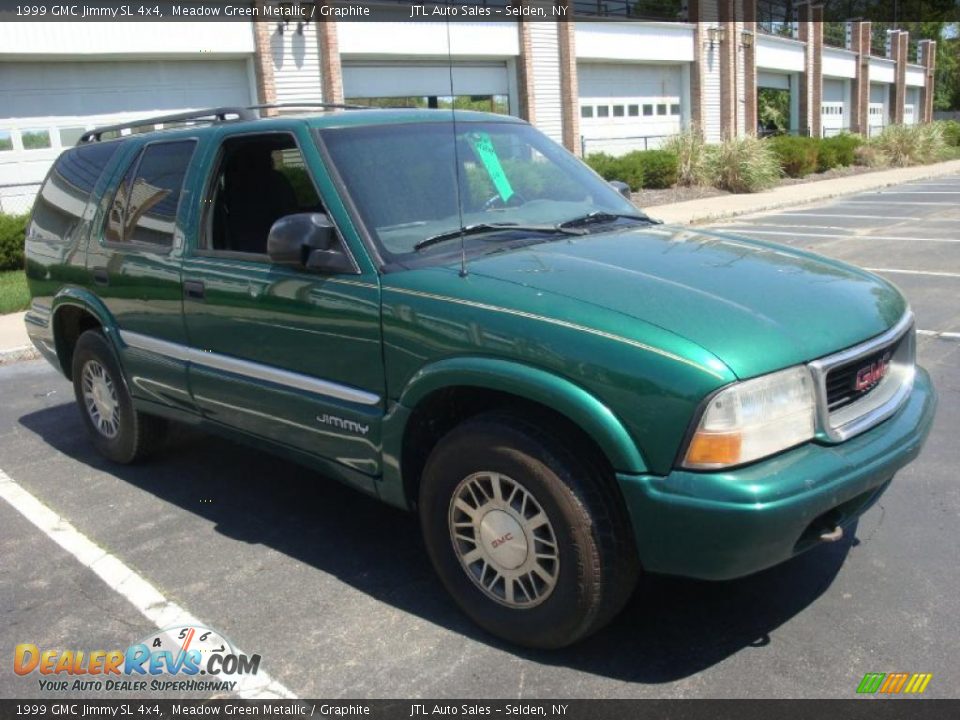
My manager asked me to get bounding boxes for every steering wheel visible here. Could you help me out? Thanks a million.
[483,191,528,211]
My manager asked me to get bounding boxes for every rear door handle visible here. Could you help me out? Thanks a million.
[92,268,109,286]
[184,280,205,300]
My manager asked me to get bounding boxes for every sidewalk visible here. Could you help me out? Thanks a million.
[0,311,36,364]
[649,158,960,225]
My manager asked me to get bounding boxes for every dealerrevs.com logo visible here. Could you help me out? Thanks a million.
[14,626,261,693]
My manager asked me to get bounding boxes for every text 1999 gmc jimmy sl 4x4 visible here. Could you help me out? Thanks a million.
[24,106,936,648]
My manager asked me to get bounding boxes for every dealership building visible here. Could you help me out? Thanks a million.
[0,0,938,213]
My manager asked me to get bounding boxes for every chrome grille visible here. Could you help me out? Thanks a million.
[808,312,916,443]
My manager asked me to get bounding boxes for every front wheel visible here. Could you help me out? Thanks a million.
[419,414,639,648]
[71,329,166,464]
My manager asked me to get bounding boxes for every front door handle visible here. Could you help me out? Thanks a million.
[184,280,205,301]
[92,268,109,286]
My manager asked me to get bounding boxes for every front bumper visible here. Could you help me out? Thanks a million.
[618,366,937,581]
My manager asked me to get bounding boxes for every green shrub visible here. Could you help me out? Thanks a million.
[585,152,643,191]
[637,149,679,189]
[854,143,889,168]
[585,149,677,191]
[705,136,782,193]
[818,134,863,170]
[871,123,947,166]
[662,128,709,186]
[938,120,960,148]
[0,213,29,272]
[768,135,819,177]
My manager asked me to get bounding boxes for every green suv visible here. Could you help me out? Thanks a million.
[24,106,936,648]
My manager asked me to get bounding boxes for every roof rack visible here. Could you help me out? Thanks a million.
[249,102,369,112]
[77,102,372,144]
[79,106,257,143]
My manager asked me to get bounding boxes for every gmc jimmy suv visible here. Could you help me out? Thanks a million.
[24,106,936,648]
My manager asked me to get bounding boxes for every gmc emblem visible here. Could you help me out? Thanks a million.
[855,352,891,392]
[491,533,514,549]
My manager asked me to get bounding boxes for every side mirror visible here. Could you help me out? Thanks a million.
[608,181,632,199]
[267,213,356,274]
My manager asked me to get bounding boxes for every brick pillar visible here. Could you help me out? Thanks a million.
[890,30,907,124]
[557,0,579,154]
[849,20,871,134]
[316,4,343,105]
[718,0,737,138]
[252,8,278,113]
[798,4,823,137]
[742,4,757,136]
[515,3,536,123]
[687,1,705,134]
[919,39,936,123]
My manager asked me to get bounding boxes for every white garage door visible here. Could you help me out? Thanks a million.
[821,78,847,136]
[0,59,252,212]
[577,63,684,156]
[342,62,509,100]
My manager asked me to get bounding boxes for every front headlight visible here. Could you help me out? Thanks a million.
[682,366,816,469]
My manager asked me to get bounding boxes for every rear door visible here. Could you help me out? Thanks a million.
[85,137,203,414]
[179,123,384,486]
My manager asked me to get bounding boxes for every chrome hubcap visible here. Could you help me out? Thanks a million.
[81,360,120,439]
[448,472,560,608]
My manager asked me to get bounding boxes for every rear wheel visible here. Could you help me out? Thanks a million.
[419,413,639,648]
[71,329,166,463]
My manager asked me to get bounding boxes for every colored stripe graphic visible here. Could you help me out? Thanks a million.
[858,672,932,694]
[857,673,886,694]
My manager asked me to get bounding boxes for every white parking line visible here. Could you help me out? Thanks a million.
[865,267,960,279]
[0,467,298,700]
[918,329,960,340]
[834,200,958,206]
[725,229,960,243]
[765,213,925,221]
[869,191,960,194]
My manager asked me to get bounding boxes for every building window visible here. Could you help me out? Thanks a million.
[581,106,594,118]
[642,105,653,116]
[597,106,610,118]
[628,105,639,117]
[0,131,12,152]
[656,104,667,116]
[21,129,51,150]
[346,94,509,115]
[612,105,625,117]
[670,104,681,115]
[59,127,87,147]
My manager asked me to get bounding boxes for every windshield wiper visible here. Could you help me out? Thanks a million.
[558,211,658,229]
[414,222,584,252]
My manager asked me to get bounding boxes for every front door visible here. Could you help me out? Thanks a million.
[180,125,384,483]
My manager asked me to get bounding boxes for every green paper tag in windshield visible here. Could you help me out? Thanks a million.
[467,132,514,203]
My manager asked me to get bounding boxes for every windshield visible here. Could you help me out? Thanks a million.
[317,120,643,268]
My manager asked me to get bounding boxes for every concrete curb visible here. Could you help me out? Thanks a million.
[648,159,960,226]
[0,345,40,366]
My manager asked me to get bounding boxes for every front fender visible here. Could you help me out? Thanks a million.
[381,357,648,508]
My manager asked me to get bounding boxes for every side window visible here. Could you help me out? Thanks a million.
[204,134,322,256]
[30,142,121,243]
[105,140,196,248]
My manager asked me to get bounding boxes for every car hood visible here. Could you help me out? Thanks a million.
[461,224,908,379]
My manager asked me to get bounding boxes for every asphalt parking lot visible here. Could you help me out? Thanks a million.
[1,175,958,700]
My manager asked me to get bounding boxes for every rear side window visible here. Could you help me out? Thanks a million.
[105,140,196,249]
[30,143,121,243]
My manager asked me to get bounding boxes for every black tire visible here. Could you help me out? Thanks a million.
[71,329,166,464]
[419,413,639,648]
